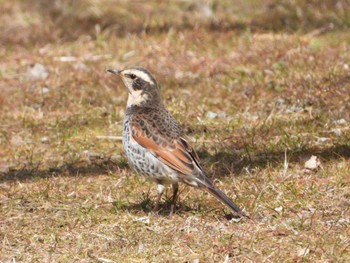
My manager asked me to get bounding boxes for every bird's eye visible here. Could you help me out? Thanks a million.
[128,74,137,79]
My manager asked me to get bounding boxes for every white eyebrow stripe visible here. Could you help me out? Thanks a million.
[123,69,154,85]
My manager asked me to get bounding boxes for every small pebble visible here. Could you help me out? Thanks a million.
[274,206,283,213]
[41,136,49,144]
[316,137,329,143]
[297,247,310,257]
[304,155,321,171]
[28,63,48,80]
[206,111,227,119]
[333,128,342,136]
[206,111,218,119]
[334,119,347,125]
[42,87,50,94]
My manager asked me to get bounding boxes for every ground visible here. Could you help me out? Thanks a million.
[0,0,349,262]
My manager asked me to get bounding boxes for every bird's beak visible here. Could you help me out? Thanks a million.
[107,69,121,75]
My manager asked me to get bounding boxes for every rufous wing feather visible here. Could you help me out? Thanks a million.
[131,121,195,175]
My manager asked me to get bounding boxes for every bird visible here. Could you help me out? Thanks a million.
[107,66,247,217]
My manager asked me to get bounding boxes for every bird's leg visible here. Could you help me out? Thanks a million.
[170,183,179,216]
[152,183,165,213]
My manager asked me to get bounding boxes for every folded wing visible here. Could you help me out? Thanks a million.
[131,117,201,177]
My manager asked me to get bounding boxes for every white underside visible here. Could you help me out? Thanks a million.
[124,128,180,185]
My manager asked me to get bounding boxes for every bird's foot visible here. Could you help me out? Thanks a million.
[169,204,176,216]
[152,205,160,215]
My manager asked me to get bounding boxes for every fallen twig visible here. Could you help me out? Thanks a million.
[87,251,116,263]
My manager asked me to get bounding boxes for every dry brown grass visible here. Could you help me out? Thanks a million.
[1,1,349,262]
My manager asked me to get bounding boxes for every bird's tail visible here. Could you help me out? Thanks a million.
[194,173,248,218]
[204,186,248,218]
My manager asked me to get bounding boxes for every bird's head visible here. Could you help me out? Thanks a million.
[107,67,162,108]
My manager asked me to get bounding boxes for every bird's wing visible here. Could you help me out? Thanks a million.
[131,117,202,176]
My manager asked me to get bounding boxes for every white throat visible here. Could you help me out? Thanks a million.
[127,89,148,107]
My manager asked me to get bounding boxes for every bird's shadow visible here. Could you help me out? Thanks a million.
[112,191,244,219]
[117,200,244,220]
[113,192,195,216]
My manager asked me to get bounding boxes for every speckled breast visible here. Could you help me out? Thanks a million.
[122,115,179,184]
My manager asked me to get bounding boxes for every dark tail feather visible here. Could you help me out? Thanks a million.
[205,185,249,218]
[186,171,249,218]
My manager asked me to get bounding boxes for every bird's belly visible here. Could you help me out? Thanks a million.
[123,126,179,184]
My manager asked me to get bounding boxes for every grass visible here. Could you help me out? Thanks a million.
[0,0,349,262]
